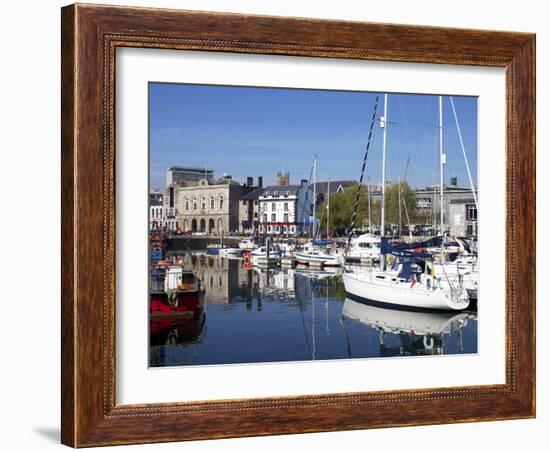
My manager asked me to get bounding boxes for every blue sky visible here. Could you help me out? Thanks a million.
[149,83,478,190]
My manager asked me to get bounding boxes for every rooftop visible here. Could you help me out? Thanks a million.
[240,187,266,200]
[311,180,356,193]
[449,198,477,204]
[261,185,303,197]
[168,166,214,173]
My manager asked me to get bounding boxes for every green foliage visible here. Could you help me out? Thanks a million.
[318,182,419,233]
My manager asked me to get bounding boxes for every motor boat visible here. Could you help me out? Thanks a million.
[346,233,381,260]
[294,241,343,266]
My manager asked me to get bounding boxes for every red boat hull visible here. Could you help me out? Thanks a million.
[150,312,205,346]
[149,290,204,317]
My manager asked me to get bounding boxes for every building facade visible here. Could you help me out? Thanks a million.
[258,180,312,236]
[161,185,180,231]
[149,189,163,230]
[448,199,478,237]
[175,175,256,234]
[238,186,264,235]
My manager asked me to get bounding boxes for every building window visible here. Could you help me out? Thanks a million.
[185,197,189,211]
[284,202,288,211]
[273,191,278,197]
[417,198,431,208]
[210,196,215,210]
[284,213,289,223]
[263,214,267,223]
[272,203,276,211]
[467,205,477,221]
[271,213,276,222]
[219,196,224,210]
[201,196,206,210]
[193,197,197,210]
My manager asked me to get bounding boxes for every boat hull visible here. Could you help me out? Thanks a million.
[150,290,204,317]
[294,252,343,267]
[342,298,472,335]
[343,270,469,312]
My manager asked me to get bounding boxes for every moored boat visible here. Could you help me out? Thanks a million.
[238,239,257,251]
[218,247,243,257]
[347,233,381,260]
[149,265,204,317]
[294,246,343,267]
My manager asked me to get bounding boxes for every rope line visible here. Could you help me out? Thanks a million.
[346,95,380,250]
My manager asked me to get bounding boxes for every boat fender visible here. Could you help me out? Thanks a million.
[423,336,434,350]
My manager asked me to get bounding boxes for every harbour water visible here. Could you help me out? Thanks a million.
[149,253,478,367]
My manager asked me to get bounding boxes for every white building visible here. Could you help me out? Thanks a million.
[258,180,312,236]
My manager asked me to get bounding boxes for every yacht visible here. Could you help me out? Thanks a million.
[347,233,381,260]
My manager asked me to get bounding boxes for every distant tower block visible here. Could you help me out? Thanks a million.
[276,171,290,186]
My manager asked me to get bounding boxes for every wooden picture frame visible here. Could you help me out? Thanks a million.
[61,3,536,447]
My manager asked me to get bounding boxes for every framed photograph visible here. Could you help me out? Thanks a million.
[61,3,536,447]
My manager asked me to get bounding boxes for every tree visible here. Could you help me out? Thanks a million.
[318,182,418,236]
[384,181,417,227]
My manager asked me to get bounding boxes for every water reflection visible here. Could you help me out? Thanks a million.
[149,254,477,367]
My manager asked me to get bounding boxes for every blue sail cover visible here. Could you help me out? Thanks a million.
[380,237,433,259]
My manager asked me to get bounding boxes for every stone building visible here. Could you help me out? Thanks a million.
[175,174,256,234]
[448,198,478,237]
[258,179,313,236]
[414,184,477,221]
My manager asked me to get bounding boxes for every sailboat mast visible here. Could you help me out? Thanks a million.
[398,175,402,238]
[381,94,388,239]
[367,177,371,233]
[327,178,330,238]
[312,155,317,239]
[439,95,445,264]
[380,94,388,270]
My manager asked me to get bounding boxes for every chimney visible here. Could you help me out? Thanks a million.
[257,176,263,188]
[247,176,253,187]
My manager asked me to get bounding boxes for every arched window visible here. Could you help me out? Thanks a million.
[210,196,214,210]
[185,197,189,211]
[272,202,276,211]
[219,195,224,210]
[201,196,206,210]
[284,202,288,211]
[271,213,276,222]
[284,213,289,223]
[193,197,197,210]
[263,214,267,223]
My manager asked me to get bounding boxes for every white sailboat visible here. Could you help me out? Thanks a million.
[343,94,469,312]
[341,297,473,351]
